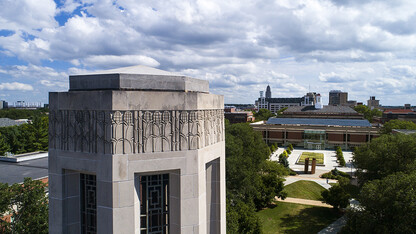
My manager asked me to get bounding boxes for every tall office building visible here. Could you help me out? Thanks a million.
[328,90,348,106]
[49,65,226,233]
[265,85,271,99]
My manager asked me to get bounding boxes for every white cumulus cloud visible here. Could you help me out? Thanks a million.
[0,82,33,91]
[82,55,160,69]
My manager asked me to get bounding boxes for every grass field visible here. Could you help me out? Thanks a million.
[257,202,342,234]
[297,152,324,165]
[284,180,326,201]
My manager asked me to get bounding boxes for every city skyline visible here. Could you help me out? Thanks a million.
[1,0,416,105]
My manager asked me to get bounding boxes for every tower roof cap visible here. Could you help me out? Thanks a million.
[69,65,209,93]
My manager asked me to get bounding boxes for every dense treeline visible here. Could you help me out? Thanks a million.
[0,116,48,155]
[225,120,287,233]
[0,108,48,120]
[380,119,416,134]
[340,121,416,233]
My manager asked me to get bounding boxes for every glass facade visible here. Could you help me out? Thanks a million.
[140,174,169,234]
[304,130,326,149]
[81,173,97,234]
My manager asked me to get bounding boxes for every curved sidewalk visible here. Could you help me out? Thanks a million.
[275,197,333,208]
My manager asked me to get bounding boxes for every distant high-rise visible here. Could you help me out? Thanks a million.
[329,90,348,106]
[266,85,272,99]
[255,85,318,113]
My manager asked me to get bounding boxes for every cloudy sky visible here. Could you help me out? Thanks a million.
[1,0,416,106]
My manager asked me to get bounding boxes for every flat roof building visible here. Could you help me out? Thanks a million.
[251,117,379,150]
[281,105,363,119]
[328,90,348,106]
[367,96,380,110]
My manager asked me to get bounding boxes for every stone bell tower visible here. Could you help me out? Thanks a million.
[48,65,225,233]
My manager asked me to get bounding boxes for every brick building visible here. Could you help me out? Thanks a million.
[224,106,255,124]
[382,108,416,123]
[251,118,379,150]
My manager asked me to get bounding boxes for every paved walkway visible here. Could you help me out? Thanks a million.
[318,216,347,234]
[275,197,333,208]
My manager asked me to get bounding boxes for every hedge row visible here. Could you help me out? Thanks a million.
[336,146,346,167]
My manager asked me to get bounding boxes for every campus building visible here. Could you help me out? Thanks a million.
[382,108,416,123]
[367,96,380,110]
[251,118,379,150]
[328,90,357,107]
[252,94,379,150]
[49,65,226,233]
[224,106,255,124]
[281,105,363,119]
[328,90,348,106]
[255,85,317,113]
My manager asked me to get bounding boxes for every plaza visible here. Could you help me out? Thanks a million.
[271,148,355,187]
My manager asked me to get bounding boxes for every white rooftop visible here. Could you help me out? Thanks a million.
[69,65,209,93]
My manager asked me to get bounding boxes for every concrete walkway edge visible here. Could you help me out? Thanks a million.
[318,215,347,234]
[275,196,332,208]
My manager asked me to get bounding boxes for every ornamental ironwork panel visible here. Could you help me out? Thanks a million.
[81,174,97,234]
[140,174,169,234]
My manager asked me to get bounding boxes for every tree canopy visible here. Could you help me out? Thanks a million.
[0,178,48,234]
[0,108,48,120]
[225,122,287,233]
[342,172,416,233]
[353,105,382,123]
[380,119,416,134]
[254,109,275,121]
[343,132,416,233]
[321,177,351,209]
[0,116,48,155]
[353,133,416,183]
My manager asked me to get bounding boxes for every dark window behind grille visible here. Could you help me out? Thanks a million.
[140,174,169,234]
[81,174,97,234]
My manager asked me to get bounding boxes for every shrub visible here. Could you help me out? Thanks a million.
[286,149,291,155]
[279,156,289,168]
[288,143,293,151]
[339,156,346,167]
[279,150,288,161]
[268,143,278,153]
[336,147,346,167]
[321,169,351,179]
[288,168,297,176]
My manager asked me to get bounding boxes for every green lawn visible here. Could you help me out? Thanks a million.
[257,202,342,234]
[284,180,326,201]
[297,152,324,165]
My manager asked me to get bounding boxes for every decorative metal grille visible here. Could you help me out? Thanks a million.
[81,174,97,234]
[140,174,169,234]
